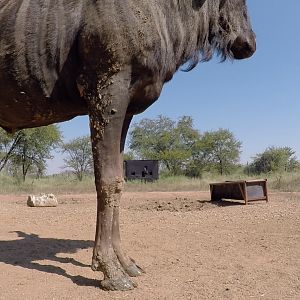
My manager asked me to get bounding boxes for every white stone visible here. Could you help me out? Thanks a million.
[27,193,58,207]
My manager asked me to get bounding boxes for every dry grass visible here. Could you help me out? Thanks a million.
[1,172,300,195]
[0,174,95,195]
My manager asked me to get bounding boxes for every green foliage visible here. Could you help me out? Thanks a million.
[246,146,299,174]
[0,125,62,181]
[193,129,242,175]
[129,116,241,177]
[129,115,201,176]
[61,135,93,181]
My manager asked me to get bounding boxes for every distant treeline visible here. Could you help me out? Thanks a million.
[126,115,299,177]
[1,115,299,182]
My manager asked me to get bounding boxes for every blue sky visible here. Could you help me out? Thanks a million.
[49,0,300,174]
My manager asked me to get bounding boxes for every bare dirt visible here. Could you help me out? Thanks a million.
[0,191,299,300]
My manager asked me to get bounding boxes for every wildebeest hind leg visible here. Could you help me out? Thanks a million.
[112,206,145,277]
[111,115,145,277]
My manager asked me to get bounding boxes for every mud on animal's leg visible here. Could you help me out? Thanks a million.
[91,178,136,291]
[87,75,137,290]
[90,152,137,290]
[90,134,137,290]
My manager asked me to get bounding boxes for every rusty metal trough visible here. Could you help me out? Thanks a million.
[209,179,269,205]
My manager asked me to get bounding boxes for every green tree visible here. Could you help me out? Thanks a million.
[61,135,93,181]
[193,129,242,175]
[7,125,62,181]
[129,115,201,175]
[247,146,299,174]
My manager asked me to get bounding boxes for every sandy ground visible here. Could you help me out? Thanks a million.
[0,191,299,300]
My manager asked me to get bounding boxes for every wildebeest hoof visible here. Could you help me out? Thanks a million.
[100,276,137,291]
[91,257,101,271]
[124,261,145,277]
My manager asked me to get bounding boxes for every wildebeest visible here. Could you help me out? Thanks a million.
[0,0,256,291]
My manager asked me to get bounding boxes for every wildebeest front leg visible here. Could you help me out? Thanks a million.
[85,72,136,290]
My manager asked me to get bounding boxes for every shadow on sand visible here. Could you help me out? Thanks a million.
[0,231,98,287]
[210,199,246,207]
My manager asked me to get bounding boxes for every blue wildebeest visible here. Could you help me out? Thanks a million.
[0,0,255,290]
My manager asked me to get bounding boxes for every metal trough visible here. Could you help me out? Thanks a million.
[209,179,269,205]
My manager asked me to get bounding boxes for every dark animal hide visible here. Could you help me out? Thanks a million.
[0,0,255,131]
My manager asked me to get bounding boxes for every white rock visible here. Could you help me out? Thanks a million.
[27,194,58,207]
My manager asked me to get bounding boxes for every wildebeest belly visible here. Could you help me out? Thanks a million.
[0,73,88,131]
[0,0,86,131]
[0,45,88,131]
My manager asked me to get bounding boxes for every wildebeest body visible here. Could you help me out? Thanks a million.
[0,0,256,291]
[0,0,255,131]
[0,0,204,129]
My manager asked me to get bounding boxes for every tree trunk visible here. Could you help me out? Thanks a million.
[0,132,22,172]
